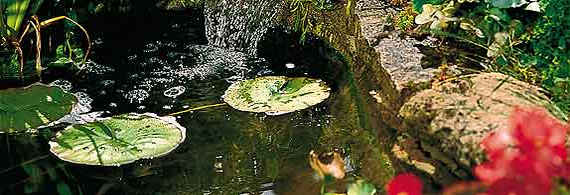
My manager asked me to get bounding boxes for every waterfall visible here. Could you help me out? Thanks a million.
[204,0,285,56]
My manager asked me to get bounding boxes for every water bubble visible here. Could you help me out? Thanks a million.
[49,80,73,92]
[100,80,115,87]
[124,89,150,104]
[128,55,137,61]
[163,86,186,98]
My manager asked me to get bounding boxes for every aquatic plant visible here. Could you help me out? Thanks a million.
[0,0,90,82]
[222,76,331,115]
[286,0,336,43]
[0,84,77,133]
[49,113,186,166]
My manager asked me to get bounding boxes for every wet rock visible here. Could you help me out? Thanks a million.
[355,0,399,46]
[396,73,561,184]
[375,34,438,92]
[356,0,438,94]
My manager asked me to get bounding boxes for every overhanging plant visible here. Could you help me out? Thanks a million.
[0,0,90,82]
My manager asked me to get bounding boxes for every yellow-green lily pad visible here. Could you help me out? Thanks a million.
[49,113,186,166]
[222,76,331,115]
[0,84,77,133]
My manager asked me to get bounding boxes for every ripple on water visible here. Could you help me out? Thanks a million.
[163,86,186,98]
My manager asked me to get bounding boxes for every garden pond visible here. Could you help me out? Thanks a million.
[0,5,394,195]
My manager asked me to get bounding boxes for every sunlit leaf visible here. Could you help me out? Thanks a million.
[49,113,186,166]
[0,84,77,133]
[222,76,331,115]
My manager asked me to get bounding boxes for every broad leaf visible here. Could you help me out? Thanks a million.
[0,84,77,133]
[49,113,186,166]
[222,76,331,115]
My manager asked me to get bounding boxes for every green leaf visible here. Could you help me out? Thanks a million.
[222,76,331,115]
[0,84,77,133]
[49,113,187,166]
[57,182,73,195]
[347,180,376,195]
[491,0,526,8]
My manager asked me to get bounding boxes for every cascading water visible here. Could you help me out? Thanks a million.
[204,0,284,56]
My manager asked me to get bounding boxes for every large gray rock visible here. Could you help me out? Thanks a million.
[394,73,564,184]
[356,0,438,93]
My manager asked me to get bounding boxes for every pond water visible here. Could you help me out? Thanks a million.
[0,6,393,195]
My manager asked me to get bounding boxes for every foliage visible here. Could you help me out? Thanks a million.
[395,5,417,31]
[286,0,337,43]
[0,0,91,82]
[414,3,457,31]
[49,113,186,166]
[386,107,570,195]
[0,84,77,133]
[222,76,331,115]
[411,0,569,115]
[413,0,443,12]
[347,179,377,195]
[527,0,570,115]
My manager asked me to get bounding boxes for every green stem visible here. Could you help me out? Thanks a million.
[167,103,227,116]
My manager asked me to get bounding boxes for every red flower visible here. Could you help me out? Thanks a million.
[474,106,570,195]
[386,173,423,195]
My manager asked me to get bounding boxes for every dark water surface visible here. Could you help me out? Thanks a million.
[1,6,391,195]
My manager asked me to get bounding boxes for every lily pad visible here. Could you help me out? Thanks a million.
[49,113,186,166]
[222,76,331,115]
[0,84,77,133]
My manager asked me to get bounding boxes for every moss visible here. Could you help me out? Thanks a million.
[279,1,403,187]
[395,5,418,31]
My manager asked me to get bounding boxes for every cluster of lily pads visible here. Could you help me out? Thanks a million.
[1,76,330,166]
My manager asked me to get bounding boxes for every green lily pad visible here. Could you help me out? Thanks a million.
[222,76,331,115]
[0,84,77,133]
[49,113,186,166]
